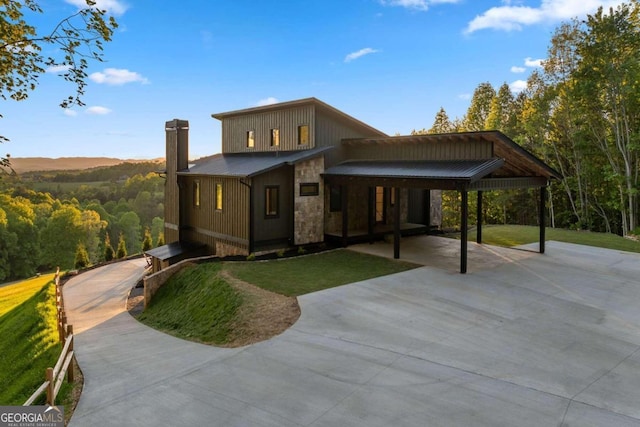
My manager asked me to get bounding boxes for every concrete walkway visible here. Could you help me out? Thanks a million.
[64,238,640,426]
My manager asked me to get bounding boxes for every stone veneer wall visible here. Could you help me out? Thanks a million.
[143,260,195,308]
[294,157,325,245]
[430,190,442,227]
[215,240,248,257]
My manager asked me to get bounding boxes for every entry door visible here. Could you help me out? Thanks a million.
[375,186,386,223]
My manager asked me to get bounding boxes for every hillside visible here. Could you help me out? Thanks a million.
[9,157,164,173]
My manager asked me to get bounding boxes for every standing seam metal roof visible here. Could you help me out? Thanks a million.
[179,147,333,177]
[323,159,506,182]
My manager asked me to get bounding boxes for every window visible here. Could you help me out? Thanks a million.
[215,183,223,211]
[265,186,279,218]
[246,130,255,148]
[300,182,319,196]
[193,180,200,207]
[270,128,280,147]
[329,185,342,212]
[297,124,309,145]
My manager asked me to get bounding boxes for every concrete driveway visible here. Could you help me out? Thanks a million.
[64,237,640,426]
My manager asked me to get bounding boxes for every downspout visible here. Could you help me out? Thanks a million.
[240,179,254,254]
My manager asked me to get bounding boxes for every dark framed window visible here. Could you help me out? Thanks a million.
[246,130,255,148]
[265,186,279,218]
[300,182,319,196]
[297,124,309,145]
[193,180,201,207]
[270,128,280,147]
[215,183,223,211]
[329,185,342,212]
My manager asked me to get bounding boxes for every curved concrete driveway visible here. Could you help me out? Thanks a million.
[64,239,640,426]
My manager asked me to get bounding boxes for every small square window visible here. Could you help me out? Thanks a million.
[297,124,309,145]
[265,186,279,218]
[246,130,255,148]
[215,183,223,210]
[270,128,280,147]
[193,180,200,207]
[300,182,319,196]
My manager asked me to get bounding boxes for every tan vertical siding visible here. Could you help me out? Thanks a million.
[221,105,315,153]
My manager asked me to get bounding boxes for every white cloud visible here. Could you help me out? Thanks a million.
[510,79,528,92]
[465,0,625,33]
[511,66,526,73]
[458,93,471,100]
[345,48,380,63]
[86,106,112,115]
[379,0,460,10]
[46,65,71,73]
[524,57,543,67]
[65,0,128,16]
[89,68,149,85]
[254,97,279,107]
[63,109,78,117]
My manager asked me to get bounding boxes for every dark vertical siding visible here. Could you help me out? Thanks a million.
[252,166,293,244]
[345,140,493,161]
[221,105,315,153]
[179,175,250,251]
[315,111,384,167]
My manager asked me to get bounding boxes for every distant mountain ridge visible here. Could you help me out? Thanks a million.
[9,157,164,173]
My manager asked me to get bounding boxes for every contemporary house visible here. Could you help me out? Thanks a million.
[147,97,560,273]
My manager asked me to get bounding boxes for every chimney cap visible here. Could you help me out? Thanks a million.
[165,119,189,129]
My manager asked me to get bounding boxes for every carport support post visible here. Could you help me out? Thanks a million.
[341,185,349,247]
[461,190,468,274]
[394,187,400,259]
[540,186,546,254]
[368,187,375,243]
[477,191,483,244]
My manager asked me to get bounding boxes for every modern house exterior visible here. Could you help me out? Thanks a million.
[147,97,560,273]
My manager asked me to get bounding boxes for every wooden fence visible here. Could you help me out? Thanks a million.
[24,271,76,406]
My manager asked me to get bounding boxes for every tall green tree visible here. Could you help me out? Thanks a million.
[573,1,640,234]
[116,233,127,259]
[74,242,90,269]
[0,194,40,278]
[40,205,84,269]
[104,232,114,262]
[429,107,454,134]
[463,82,496,131]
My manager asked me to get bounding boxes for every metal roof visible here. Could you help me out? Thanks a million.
[180,147,332,177]
[342,131,562,180]
[145,241,206,261]
[323,158,505,182]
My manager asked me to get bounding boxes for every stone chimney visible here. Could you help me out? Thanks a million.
[164,119,189,244]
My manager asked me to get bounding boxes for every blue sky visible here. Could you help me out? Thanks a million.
[2,0,628,160]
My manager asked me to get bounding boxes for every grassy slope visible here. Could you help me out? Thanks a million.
[467,225,640,253]
[223,249,420,297]
[0,274,62,405]
[137,263,243,344]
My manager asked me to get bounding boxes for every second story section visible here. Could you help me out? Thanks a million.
[212,98,386,154]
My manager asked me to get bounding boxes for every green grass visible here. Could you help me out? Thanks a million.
[137,263,243,344]
[460,225,640,253]
[0,274,65,405]
[223,249,420,297]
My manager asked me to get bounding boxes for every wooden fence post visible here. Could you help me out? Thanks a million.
[46,367,54,406]
[67,325,74,383]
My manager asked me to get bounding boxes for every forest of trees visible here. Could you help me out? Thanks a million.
[0,162,165,281]
[415,1,640,237]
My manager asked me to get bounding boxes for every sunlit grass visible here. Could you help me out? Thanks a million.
[0,274,63,405]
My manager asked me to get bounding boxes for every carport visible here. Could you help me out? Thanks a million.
[323,131,562,273]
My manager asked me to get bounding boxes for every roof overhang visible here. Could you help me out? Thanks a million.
[145,241,206,261]
[180,146,333,178]
[342,131,562,181]
[323,159,506,190]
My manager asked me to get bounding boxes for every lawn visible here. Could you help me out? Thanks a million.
[461,224,640,253]
[0,274,64,405]
[223,249,420,296]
